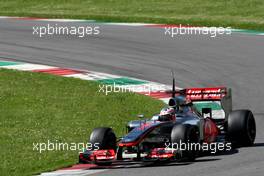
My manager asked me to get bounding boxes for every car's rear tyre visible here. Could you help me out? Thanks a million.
[227,110,256,147]
[171,124,199,161]
[89,127,116,166]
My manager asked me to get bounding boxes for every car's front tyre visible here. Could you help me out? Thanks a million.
[171,124,199,161]
[89,127,117,166]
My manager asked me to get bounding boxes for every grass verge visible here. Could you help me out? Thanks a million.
[0,68,164,176]
[0,0,263,30]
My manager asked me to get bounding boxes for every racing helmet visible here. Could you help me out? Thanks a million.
[175,96,191,112]
[159,107,176,121]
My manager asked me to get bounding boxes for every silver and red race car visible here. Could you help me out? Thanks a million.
[79,83,256,165]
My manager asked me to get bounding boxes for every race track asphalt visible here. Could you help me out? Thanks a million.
[0,18,264,176]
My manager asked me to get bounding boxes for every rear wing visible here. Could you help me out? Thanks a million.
[184,87,228,101]
[169,87,232,120]
[184,87,232,119]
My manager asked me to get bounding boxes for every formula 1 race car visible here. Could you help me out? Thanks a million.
[79,80,256,165]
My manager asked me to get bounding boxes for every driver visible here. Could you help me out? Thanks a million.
[159,107,176,121]
[172,96,192,113]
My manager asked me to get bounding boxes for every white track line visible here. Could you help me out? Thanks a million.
[64,72,122,80]
[1,63,57,71]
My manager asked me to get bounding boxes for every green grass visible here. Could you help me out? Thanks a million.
[0,0,264,30]
[0,69,164,176]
